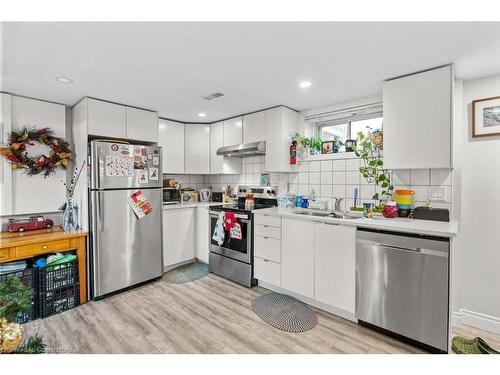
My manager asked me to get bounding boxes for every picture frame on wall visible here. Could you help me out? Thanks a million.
[472,95,500,137]
[322,141,334,154]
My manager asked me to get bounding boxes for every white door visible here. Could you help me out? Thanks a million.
[314,223,356,314]
[195,207,210,263]
[87,98,126,138]
[126,107,158,143]
[383,65,452,169]
[158,119,184,174]
[185,124,210,174]
[210,121,224,174]
[162,208,195,268]
[281,217,314,298]
[243,111,266,144]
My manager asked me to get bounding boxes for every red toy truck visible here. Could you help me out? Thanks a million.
[8,216,54,232]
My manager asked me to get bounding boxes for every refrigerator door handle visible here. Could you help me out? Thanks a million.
[98,190,104,231]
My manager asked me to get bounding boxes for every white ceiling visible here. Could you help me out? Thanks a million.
[2,22,500,122]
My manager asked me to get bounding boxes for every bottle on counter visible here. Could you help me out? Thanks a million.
[245,193,255,210]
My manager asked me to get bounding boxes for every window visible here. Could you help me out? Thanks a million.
[315,112,383,151]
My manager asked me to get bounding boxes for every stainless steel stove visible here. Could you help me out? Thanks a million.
[208,185,278,287]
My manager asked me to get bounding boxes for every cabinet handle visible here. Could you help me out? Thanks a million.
[263,259,269,262]
[42,245,48,250]
[324,222,340,226]
[263,236,269,239]
[263,225,269,228]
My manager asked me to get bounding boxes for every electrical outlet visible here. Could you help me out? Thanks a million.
[429,186,446,202]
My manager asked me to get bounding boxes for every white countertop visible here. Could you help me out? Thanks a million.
[254,207,459,238]
[162,202,221,210]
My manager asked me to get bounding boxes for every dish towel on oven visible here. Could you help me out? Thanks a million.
[212,211,225,246]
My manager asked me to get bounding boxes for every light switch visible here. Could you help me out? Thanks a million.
[429,186,446,202]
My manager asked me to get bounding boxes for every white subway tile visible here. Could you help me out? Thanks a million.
[332,184,345,198]
[321,184,333,197]
[288,183,298,194]
[298,172,309,184]
[289,173,299,185]
[412,186,429,202]
[332,171,346,185]
[309,184,320,197]
[430,169,452,186]
[310,161,321,171]
[346,171,360,185]
[332,160,346,171]
[298,161,309,172]
[360,184,376,200]
[298,184,310,195]
[392,169,411,186]
[345,158,360,171]
[309,171,321,184]
[411,169,430,185]
[345,184,360,199]
[320,171,333,185]
[321,160,333,172]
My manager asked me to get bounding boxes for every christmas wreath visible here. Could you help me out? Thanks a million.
[0,127,72,177]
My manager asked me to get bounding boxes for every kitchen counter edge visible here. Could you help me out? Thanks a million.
[254,207,458,238]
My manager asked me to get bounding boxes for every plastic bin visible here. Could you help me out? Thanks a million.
[0,265,36,323]
[37,258,80,318]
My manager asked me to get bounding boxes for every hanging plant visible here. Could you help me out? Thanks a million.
[354,129,393,209]
[0,127,72,178]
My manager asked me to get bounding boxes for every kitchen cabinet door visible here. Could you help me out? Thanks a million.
[314,223,356,314]
[383,65,452,169]
[223,116,243,146]
[281,217,314,298]
[185,124,210,174]
[158,119,184,174]
[195,207,210,263]
[126,107,158,143]
[243,110,266,144]
[87,98,126,138]
[210,121,224,174]
[265,106,301,172]
[163,208,195,268]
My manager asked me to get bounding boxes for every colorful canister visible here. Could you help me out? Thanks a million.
[363,202,374,218]
[301,197,309,208]
[294,195,303,208]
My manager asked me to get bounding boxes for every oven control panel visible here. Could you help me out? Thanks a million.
[237,185,277,198]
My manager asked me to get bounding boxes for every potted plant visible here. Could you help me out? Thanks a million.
[354,129,393,210]
[292,133,323,158]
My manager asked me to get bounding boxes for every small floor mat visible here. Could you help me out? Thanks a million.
[251,292,317,332]
[162,262,209,284]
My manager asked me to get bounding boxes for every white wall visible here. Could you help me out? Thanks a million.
[452,74,500,333]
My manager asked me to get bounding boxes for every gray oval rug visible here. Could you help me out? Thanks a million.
[162,262,209,284]
[251,292,317,332]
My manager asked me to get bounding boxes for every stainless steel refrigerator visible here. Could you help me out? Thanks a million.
[89,140,163,299]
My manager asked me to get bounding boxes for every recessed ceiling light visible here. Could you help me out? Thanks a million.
[56,76,74,83]
[198,113,207,118]
[299,80,312,88]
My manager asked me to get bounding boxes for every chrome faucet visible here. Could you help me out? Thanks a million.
[333,197,344,213]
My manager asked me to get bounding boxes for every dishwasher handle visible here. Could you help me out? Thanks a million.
[358,239,448,258]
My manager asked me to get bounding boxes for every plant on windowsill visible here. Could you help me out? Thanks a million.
[354,129,393,210]
[292,132,323,158]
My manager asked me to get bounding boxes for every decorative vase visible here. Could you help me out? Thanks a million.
[62,198,78,232]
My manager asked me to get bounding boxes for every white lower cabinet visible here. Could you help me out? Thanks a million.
[254,214,282,286]
[254,257,281,286]
[196,207,210,263]
[281,217,315,299]
[314,222,356,315]
[162,208,195,268]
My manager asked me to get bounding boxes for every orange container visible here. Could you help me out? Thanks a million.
[395,189,414,195]
[395,189,415,205]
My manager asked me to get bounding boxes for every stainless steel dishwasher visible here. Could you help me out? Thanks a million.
[356,229,449,352]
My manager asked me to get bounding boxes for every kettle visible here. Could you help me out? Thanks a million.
[199,189,211,202]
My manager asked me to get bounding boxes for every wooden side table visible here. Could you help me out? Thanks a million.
[0,226,88,304]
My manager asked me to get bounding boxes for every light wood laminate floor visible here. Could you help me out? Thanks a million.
[24,273,454,354]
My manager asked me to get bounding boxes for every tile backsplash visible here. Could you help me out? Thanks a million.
[166,155,452,213]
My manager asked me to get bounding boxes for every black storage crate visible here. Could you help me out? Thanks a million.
[37,258,80,318]
[0,266,36,323]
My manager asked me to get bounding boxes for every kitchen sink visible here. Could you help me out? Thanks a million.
[294,211,362,220]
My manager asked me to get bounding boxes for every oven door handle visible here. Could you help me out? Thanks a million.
[209,212,250,223]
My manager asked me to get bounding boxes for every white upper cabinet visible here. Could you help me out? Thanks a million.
[158,119,185,174]
[314,223,356,316]
[87,98,126,138]
[265,106,302,172]
[383,65,452,169]
[281,217,315,299]
[126,107,158,143]
[223,116,243,146]
[209,117,242,175]
[210,121,224,174]
[243,111,266,143]
[185,123,210,174]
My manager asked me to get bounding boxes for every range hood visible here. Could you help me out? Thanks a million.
[216,141,266,157]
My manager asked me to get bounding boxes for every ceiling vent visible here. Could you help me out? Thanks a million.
[202,92,224,101]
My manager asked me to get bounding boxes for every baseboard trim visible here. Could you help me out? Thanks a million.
[452,309,500,335]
